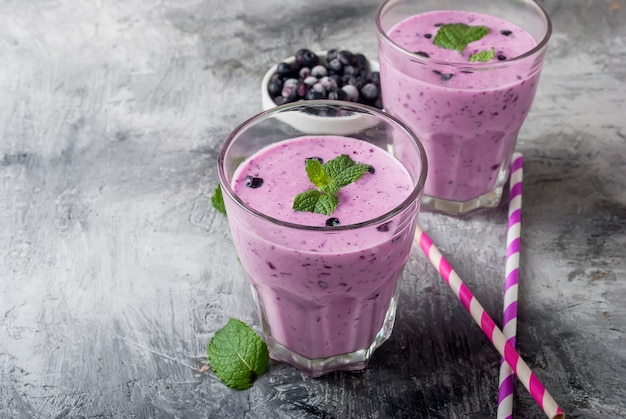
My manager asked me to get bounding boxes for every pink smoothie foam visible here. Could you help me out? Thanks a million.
[379,10,541,202]
[226,135,417,364]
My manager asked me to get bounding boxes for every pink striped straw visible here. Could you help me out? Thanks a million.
[497,152,524,418]
[414,225,565,419]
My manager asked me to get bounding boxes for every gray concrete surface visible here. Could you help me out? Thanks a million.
[0,0,624,417]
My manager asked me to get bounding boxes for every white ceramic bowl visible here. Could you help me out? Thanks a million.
[260,50,381,135]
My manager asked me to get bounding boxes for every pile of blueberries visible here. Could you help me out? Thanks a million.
[268,48,383,110]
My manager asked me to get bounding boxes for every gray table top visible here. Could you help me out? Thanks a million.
[1,0,625,418]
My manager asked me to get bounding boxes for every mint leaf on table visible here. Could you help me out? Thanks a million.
[211,184,226,215]
[292,154,371,216]
[433,23,490,53]
[207,318,269,390]
[469,47,495,62]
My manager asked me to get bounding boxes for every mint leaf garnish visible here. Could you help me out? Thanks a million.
[293,154,370,216]
[305,158,330,188]
[207,318,269,390]
[469,47,495,62]
[292,189,324,213]
[211,184,226,215]
[433,23,489,53]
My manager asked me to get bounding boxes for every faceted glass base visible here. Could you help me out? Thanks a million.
[263,286,401,378]
[421,184,505,215]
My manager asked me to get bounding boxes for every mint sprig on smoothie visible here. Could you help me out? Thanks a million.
[293,154,371,217]
[470,47,495,62]
[433,23,490,54]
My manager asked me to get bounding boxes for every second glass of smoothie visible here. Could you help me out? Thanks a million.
[218,101,428,377]
[376,0,551,214]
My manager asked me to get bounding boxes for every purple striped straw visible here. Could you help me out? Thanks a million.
[414,224,565,419]
[497,152,524,419]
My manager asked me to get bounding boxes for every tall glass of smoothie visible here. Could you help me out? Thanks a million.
[376,0,551,214]
[217,101,428,377]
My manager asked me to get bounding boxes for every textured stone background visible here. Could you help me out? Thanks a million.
[0,0,624,418]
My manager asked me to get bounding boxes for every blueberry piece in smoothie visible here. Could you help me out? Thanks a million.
[497,55,507,61]
[440,73,454,82]
[245,176,264,188]
[501,29,513,36]
[424,33,432,39]
[367,165,376,174]
[376,222,390,232]
[326,217,340,227]
[415,51,430,58]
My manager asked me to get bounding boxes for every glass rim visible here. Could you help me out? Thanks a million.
[374,0,553,70]
[217,99,428,232]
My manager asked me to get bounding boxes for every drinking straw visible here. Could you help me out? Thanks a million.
[413,225,565,419]
[497,152,524,419]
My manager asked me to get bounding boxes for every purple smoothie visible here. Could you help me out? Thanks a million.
[378,10,542,203]
[225,135,417,372]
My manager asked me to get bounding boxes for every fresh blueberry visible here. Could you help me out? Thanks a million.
[328,89,347,101]
[360,83,379,102]
[273,96,288,105]
[306,89,325,100]
[351,76,366,90]
[328,58,343,73]
[369,71,380,85]
[311,82,326,93]
[353,53,368,70]
[276,62,296,77]
[326,49,339,62]
[415,51,430,58]
[297,82,309,98]
[330,74,343,87]
[268,79,283,97]
[304,76,318,86]
[342,74,356,86]
[342,85,359,102]
[337,50,353,65]
[245,176,263,188]
[295,48,319,68]
[281,78,299,97]
[311,64,328,78]
[320,76,338,91]
[500,30,512,36]
[326,217,340,227]
[299,66,311,79]
[343,65,357,76]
